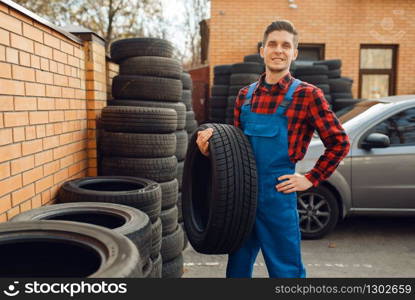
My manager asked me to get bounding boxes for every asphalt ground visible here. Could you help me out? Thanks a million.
[181,216,415,278]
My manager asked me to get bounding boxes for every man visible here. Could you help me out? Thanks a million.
[196,20,350,278]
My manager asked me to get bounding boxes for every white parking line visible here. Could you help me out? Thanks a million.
[184,262,373,268]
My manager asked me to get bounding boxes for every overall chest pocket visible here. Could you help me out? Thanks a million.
[243,121,280,138]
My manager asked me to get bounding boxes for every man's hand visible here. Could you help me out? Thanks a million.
[276,173,313,193]
[196,128,213,157]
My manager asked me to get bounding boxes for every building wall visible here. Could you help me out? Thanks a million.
[0,1,108,221]
[209,0,415,97]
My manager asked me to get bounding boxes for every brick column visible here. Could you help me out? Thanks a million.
[68,30,107,177]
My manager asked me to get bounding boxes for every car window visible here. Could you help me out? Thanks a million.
[312,100,382,139]
[337,100,382,124]
[370,107,415,146]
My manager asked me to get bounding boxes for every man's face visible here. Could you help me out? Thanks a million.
[260,30,298,73]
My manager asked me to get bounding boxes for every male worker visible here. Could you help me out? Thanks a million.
[196,20,350,278]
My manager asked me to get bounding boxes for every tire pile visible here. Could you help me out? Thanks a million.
[9,184,156,277]
[292,59,361,112]
[103,37,187,277]
[227,62,265,124]
[182,71,198,136]
[209,60,265,125]
[208,65,231,124]
[291,63,333,107]
[177,72,193,254]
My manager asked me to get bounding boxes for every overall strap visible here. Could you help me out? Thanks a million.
[279,78,301,108]
[243,81,258,105]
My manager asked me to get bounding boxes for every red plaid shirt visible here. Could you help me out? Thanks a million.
[234,72,350,187]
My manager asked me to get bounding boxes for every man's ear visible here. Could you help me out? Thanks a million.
[260,46,264,58]
[293,48,298,61]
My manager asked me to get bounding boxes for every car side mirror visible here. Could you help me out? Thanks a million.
[361,133,390,149]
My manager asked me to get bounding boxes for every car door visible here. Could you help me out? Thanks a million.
[352,105,415,209]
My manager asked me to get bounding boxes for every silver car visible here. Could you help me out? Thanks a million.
[296,95,415,239]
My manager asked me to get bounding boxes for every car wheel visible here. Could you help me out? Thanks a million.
[296,185,339,239]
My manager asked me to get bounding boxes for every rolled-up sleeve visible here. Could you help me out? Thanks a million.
[304,88,350,187]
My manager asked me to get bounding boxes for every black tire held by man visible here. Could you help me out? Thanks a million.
[182,123,258,254]
[10,202,152,263]
[0,221,142,277]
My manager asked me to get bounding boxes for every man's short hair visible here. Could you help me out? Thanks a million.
[262,20,299,49]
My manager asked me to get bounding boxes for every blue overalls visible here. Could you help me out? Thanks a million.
[226,78,306,278]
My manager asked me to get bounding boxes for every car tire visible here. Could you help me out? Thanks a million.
[314,59,342,70]
[58,176,161,223]
[183,123,257,254]
[100,131,176,158]
[162,253,184,278]
[243,54,264,64]
[231,62,264,74]
[176,160,184,190]
[329,78,353,93]
[315,84,330,95]
[174,130,188,161]
[296,185,339,239]
[228,85,245,96]
[149,253,162,278]
[214,65,232,75]
[327,69,341,78]
[210,96,228,108]
[211,85,229,97]
[101,106,177,134]
[230,73,260,86]
[160,179,178,210]
[119,56,182,79]
[293,65,328,76]
[296,74,329,85]
[101,156,178,183]
[107,100,186,131]
[112,75,182,101]
[181,72,192,90]
[10,202,152,263]
[182,90,192,110]
[0,221,142,277]
[110,38,174,63]
[151,217,162,259]
[214,75,230,85]
[161,225,184,262]
[177,192,182,222]
[160,205,178,236]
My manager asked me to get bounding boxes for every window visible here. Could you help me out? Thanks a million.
[359,45,397,99]
[369,107,415,146]
[297,44,325,61]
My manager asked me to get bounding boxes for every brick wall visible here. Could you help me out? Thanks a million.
[0,1,109,221]
[209,0,415,97]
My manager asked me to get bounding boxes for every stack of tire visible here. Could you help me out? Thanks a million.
[226,62,265,124]
[10,178,157,277]
[243,53,264,65]
[182,71,198,135]
[177,71,193,253]
[291,63,332,108]
[208,65,232,124]
[313,59,359,112]
[100,37,185,278]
